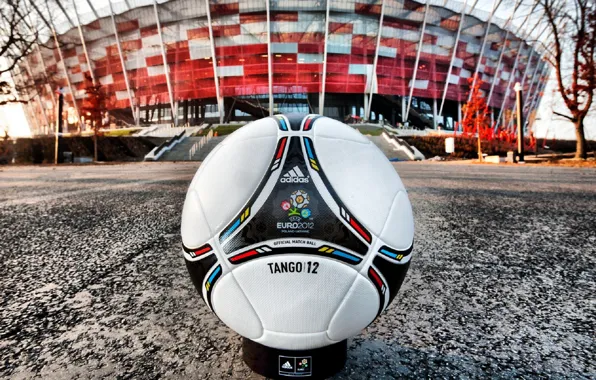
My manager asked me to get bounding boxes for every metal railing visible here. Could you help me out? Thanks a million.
[381,123,427,160]
[188,129,214,160]
[136,123,201,137]
[144,130,187,161]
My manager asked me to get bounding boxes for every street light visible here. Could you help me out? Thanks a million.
[514,82,524,163]
[55,88,64,165]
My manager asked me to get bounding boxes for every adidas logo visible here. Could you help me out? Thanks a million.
[282,361,293,370]
[281,166,309,183]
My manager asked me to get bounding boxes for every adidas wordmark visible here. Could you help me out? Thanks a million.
[281,166,309,183]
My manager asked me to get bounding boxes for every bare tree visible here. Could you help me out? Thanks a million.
[538,0,596,159]
[0,0,40,105]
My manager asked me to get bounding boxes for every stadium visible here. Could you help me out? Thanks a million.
[13,0,549,135]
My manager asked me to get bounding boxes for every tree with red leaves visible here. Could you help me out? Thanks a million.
[81,74,107,162]
[538,0,595,159]
[462,75,493,160]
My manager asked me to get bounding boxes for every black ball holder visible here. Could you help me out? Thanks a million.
[242,338,347,379]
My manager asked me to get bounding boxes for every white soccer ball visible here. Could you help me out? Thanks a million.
[181,114,414,350]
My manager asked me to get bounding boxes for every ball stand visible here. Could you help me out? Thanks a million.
[242,338,347,379]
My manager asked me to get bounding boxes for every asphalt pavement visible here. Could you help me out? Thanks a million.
[0,162,594,379]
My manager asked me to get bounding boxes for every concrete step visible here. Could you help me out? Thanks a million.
[160,134,411,162]
[366,135,412,161]
[159,136,226,161]
[193,137,226,161]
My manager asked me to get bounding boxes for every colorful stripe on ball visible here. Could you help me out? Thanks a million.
[378,244,413,262]
[182,243,213,259]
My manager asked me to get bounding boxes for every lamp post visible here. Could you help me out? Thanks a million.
[55,88,64,165]
[514,82,524,163]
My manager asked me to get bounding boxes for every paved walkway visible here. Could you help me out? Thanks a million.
[0,162,594,379]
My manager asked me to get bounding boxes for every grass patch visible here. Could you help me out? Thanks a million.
[213,124,244,136]
[352,126,384,136]
[102,128,141,137]
[193,128,208,136]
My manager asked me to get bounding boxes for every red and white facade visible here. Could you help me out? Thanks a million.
[13,0,549,134]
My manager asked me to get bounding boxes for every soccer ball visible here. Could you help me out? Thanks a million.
[181,114,414,351]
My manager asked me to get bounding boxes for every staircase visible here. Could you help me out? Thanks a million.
[159,136,226,161]
[228,97,271,119]
[110,109,136,126]
[367,136,412,161]
[135,124,204,137]
[157,133,418,162]
[376,95,434,130]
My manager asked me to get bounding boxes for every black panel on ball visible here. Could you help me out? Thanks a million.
[284,113,308,131]
[185,254,218,302]
[243,338,347,380]
[372,255,411,305]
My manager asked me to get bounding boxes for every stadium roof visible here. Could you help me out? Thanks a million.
[29,0,546,49]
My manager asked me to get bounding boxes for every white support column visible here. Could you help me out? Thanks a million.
[524,81,543,134]
[26,101,41,136]
[438,0,468,121]
[505,48,535,132]
[35,45,57,111]
[526,67,548,125]
[153,0,176,122]
[48,16,82,126]
[365,0,386,121]
[205,0,223,123]
[13,66,41,134]
[470,0,500,88]
[12,67,34,134]
[23,59,51,130]
[524,58,543,108]
[72,0,96,86]
[522,64,546,133]
[405,0,430,123]
[526,64,547,115]
[519,50,535,89]
[174,100,179,125]
[432,98,438,128]
[34,93,50,131]
[523,67,547,136]
[486,29,510,107]
[319,0,331,115]
[54,0,76,28]
[85,0,100,19]
[487,3,530,107]
[21,4,57,114]
[109,0,137,125]
[462,0,500,121]
[495,43,524,129]
[29,1,61,130]
[401,95,406,123]
[490,6,542,129]
[266,0,273,115]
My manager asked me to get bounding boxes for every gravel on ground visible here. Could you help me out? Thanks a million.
[0,162,594,379]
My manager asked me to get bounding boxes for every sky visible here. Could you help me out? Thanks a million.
[0,58,32,138]
[534,77,596,141]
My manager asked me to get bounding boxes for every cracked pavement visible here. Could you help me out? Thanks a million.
[0,162,594,379]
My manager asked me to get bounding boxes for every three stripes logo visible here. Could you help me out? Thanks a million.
[281,361,293,370]
[280,166,309,183]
